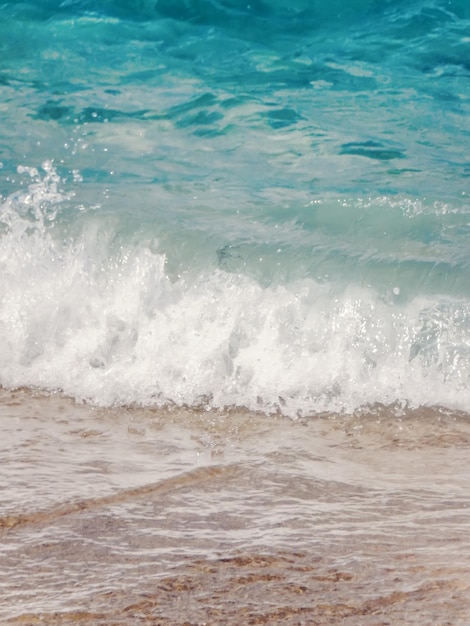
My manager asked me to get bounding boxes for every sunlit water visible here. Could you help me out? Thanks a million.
[1,0,470,417]
[1,1,470,622]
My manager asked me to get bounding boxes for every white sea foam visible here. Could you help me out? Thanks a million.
[1,165,469,417]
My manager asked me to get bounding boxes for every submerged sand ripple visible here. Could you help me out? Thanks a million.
[1,390,470,625]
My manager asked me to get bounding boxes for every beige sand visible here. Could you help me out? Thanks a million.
[1,389,470,624]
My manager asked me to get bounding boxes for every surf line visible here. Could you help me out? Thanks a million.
[0,464,240,533]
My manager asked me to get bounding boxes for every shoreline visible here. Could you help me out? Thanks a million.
[1,389,469,624]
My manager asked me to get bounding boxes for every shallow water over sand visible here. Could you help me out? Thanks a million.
[1,389,470,624]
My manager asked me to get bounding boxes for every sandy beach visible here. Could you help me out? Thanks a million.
[1,389,469,624]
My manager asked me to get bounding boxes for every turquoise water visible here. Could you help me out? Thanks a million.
[0,0,469,416]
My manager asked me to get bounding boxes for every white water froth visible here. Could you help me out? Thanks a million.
[1,165,469,417]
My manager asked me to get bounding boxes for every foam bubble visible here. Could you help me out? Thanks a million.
[1,166,469,417]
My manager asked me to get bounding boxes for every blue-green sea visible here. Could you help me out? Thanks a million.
[0,0,469,416]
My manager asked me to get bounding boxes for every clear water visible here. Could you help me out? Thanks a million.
[2,7,470,621]
[1,391,470,624]
[0,0,469,416]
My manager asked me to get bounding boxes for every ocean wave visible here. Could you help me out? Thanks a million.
[1,165,469,416]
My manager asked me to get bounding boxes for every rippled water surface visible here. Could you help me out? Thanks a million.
[1,0,470,416]
[1,2,470,621]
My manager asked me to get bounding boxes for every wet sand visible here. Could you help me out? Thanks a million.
[1,389,470,624]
